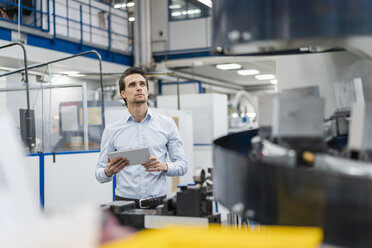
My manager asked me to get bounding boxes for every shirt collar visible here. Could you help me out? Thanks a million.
[123,107,152,123]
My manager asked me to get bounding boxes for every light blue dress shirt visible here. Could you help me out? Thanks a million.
[96,107,188,199]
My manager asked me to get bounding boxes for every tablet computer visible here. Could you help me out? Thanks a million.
[108,147,150,166]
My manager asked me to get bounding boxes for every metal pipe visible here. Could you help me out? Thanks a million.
[147,72,180,110]
[53,0,56,42]
[82,82,89,150]
[0,50,106,130]
[0,42,32,152]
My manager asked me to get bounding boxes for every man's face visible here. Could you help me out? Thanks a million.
[121,73,149,105]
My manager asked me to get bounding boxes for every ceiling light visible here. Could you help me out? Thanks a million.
[237,69,260,76]
[232,113,239,118]
[114,3,122,8]
[197,0,212,8]
[126,2,135,7]
[187,9,201,14]
[255,74,276,80]
[171,11,181,16]
[128,17,135,22]
[61,71,79,75]
[270,79,278,84]
[216,63,241,70]
[246,112,257,118]
[169,4,181,9]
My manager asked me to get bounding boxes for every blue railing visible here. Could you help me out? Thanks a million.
[0,0,50,31]
[0,0,132,54]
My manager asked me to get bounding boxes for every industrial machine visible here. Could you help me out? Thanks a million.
[102,169,220,229]
[213,86,372,247]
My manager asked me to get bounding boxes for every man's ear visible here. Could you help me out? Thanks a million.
[120,90,126,99]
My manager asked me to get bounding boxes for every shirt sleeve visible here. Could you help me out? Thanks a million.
[165,118,188,177]
[95,126,114,183]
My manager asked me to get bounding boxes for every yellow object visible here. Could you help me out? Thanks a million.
[101,225,323,248]
[302,151,315,165]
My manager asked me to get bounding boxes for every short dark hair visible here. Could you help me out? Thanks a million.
[119,67,148,92]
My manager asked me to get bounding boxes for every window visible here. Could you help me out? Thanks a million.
[169,0,210,21]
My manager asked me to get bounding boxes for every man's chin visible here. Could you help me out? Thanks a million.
[133,100,147,104]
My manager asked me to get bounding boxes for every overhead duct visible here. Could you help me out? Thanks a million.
[213,0,372,58]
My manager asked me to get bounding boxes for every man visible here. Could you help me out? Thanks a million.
[96,67,188,208]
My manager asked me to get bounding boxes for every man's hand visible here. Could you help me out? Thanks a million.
[141,156,168,172]
[104,157,130,177]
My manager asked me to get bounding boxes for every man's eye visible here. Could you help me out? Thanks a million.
[140,82,146,87]
[129,83,135,87]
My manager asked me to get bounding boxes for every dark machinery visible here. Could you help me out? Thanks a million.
[102,169,220,229]
[213,129,372,247]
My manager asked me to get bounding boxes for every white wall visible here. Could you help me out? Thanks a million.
[157,93,228,144]
[168,17,211,51]
[160,82,203,95]
[150,0,211,53]
[150,0,169,52]
[277,51,372,118]
[44,152,112,212]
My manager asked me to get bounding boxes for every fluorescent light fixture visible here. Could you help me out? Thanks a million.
[237,69,260,76]
[70,74,86,77]
[255,74,276,80]
[270,79,278,84]
[61,71,86,77]
[114,3,122,8]
[128,17,135,22]
[171,11,181,16]
[187,9,201,14]
[197,0,212,8]
[216,63,241,70]
[61,71,79,75]
[169,4,181,9]
[246,112,257,118]
[126,2,135,7]
[232,113,239,118]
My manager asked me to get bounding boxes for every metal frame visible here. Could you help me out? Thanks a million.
[0,42,34,152]
[0,49,107,130]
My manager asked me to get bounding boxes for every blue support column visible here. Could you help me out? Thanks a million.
[39,153,45,209]
[107,13,112,56]
[158,79,163,95]
[198,81,203,93]
[20,0,23,25]
[33,0,36,27]
[52,0,56,43]
[113,174,116,201]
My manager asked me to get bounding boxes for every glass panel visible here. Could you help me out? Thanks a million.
[169,0,210,21]
[186,1,203,19]
[0,69,122,154]
[169,0,187,20]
